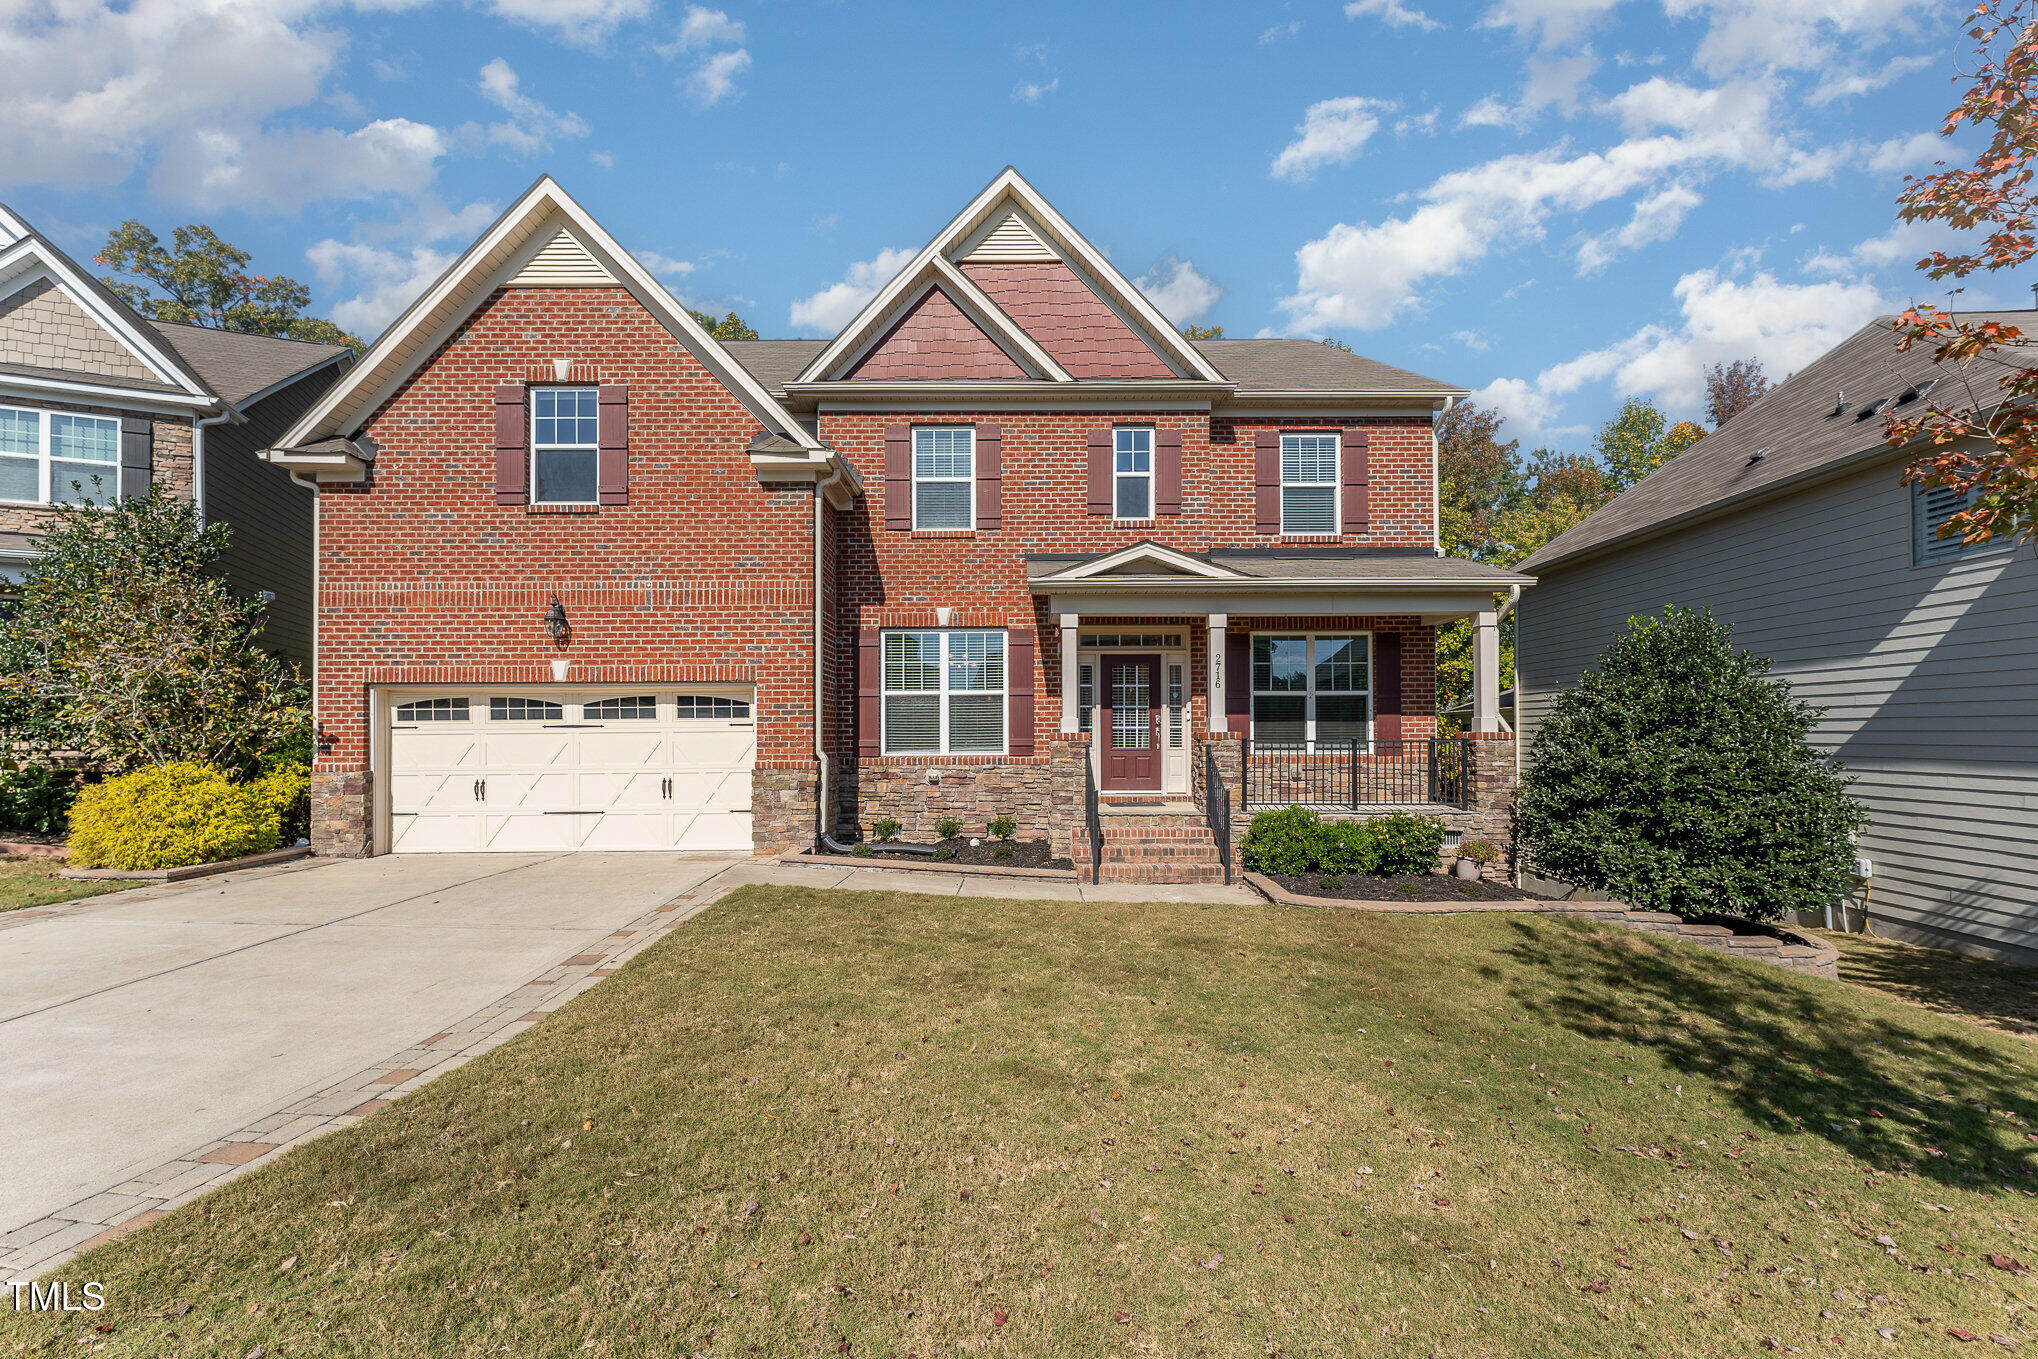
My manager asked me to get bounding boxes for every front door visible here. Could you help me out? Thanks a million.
[1100,654,1163,791]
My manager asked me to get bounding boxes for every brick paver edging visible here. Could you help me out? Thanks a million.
[1242,871,1840,980]
[777,849,1079,881]
[0,872,743,1282]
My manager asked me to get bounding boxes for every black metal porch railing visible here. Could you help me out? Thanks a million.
[1203,742,1233,884]
[1083,752,1103,884]
[1244,737,1471,810]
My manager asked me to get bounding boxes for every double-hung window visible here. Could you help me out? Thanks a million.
[1113,427,1153,520]
[911,426,974,530]
[1251,633,1371,748]
[1279,432,1340,535]
[0,405,120,507]
[882,629,1006,754]
[531,387,599,505]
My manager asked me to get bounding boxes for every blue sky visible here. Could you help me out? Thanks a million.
[0,0,1988,448]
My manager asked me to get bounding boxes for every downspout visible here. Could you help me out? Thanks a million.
[1432,395,1452,556]
[1498,581,1524,887]
[191,406,240,521]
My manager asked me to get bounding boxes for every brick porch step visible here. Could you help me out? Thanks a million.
[1095,810,1226,884]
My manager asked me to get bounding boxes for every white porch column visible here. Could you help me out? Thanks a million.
[1206,613,1228,734]
[1059,613,1081,734]
[1472,609,1500,734]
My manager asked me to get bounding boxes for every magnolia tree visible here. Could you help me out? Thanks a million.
[1890,0,2038,547]
[0,491,307,775]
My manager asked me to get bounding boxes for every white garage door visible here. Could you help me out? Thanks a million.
[385,688,755,853]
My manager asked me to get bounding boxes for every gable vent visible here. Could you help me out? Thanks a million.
[506,227,616,287]
[956,208,1060,263]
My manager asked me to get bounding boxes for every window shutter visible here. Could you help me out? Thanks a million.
[975,423,1002,531]
[1341,427,1369,533]
[883,425,911,531]
[1915,483,1969,563]
[118,415,152,500]
[1007,626,1035,755]
[597,384,629,505]
[1086,429,1112,514]
[1226,634,1250,738]
[494,384,528,505]
[1374,632,1402,743]
[857,627,882,756]
[1255,429,1280,534]
[1155,427,1182,515]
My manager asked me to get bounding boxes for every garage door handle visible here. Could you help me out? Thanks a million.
[473,778,486,802]
[662,776,672,799]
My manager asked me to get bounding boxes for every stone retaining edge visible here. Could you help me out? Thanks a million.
[59,844,315,882]
[779,849,1079,881]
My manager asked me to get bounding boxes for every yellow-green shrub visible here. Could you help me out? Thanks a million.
[68,762,282,870]
[253,762,309,821]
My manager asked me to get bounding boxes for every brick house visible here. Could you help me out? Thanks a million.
[264,172,1529,880]
[0,202,352,666]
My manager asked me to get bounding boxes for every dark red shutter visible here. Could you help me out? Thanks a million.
[1254,429,1280,534]
[494,384,527,505]
[1226,633,1251,738]
[1374,631,1402,743]
[883,425,911,531]
[857,627,882,756]
[1155,427,1182,515]
[976,423,1002,531]
[1341,427,1368,533]
[597,384,629,505]
[1086,429,1112,514]
[1007,626,1035,755]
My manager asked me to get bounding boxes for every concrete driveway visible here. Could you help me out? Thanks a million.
[0,852,739,1239]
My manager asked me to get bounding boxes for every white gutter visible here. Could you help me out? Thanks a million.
[191,406,241,521]
[1433,394,1452,556]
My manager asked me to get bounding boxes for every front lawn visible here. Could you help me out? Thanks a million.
[7,886,2035,1357]
[0,855,117,912]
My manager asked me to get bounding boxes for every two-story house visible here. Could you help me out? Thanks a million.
[0,202,351,666]
[263,171,1528,881]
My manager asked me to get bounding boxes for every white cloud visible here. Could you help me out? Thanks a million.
[1522,47,1600,114]
[591,150,616,169]
[1477,0,1622,45]
[789,247,915,334]
[1458,96,1524,130]
[666,6,750,104]
[1013,78,1060,103]
[686,48,752,104]
[1260,20,1304,42]
[159,118,447,210]
[1271,97,1393,182]
[1804,220,1975,278]
[1575,182,1701,273]
[1344,0,1442,31]
[1476,376,1568,436]
[1136,255,1223,325]
[1865,132,1942,176]
[1452,329,1491,350]
[305,196,498,336]
[1669,0,1929,80]
[633,249,697,279]
[1804,53,1934,105]
[477,59,589,155]
[1395,107,1440,136]
[672,4,746,49]
[480,0,656,43]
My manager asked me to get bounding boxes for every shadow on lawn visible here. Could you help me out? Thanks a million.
[1489,918,2038,1192]
[1828,933,2038,1041]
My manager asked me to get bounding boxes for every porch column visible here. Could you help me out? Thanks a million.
[1206,613,1228,733]
[1059,613,1081,734]
[1472,609,1500,734]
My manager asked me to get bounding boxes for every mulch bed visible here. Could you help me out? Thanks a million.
[1267,871,1531,902]
[830,838,1073,871]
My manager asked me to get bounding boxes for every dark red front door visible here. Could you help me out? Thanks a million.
[1100,654,1163,791]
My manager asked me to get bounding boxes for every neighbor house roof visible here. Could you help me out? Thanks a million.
[1517,311,2037,574]
[145,319,349,406]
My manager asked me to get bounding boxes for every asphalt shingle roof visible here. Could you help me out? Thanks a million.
[145,319,348,407]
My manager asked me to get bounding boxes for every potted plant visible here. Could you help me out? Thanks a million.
[1455,839,1499,880]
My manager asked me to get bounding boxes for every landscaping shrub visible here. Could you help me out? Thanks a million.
[254,762,310,844]
[0,766,81,836]
[68,762,282,870]
[1240,806,1322,875]
[988,815,1016,840]
[934,816,963,840]
[870,818,901,843]
[1367,812,1448,876]
[1316,820,1381,876]
[1517,605,1866,922]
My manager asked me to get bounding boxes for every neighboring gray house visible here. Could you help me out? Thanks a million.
[0,201,351,667]
[1516,312,2038,965]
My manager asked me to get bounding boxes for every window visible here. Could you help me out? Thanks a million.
[0,405,119,507]
[1279,433,1340,535]
[1251,634,1371,748]
[881,629,1005,754]
[491,697,564,721]
[584,696,656,720]
[674,695,751,719]
[1168,664,1184,749]
[1078,663,1093,735]
[1078,633,1182,649]
[1914,482,2015,566]
[395,697,468,723]
[911,426,974,530]
[1113,427,1153,520]
[530,387,599,505]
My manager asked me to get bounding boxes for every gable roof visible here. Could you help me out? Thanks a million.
[0,225,213,400]
[146,320,349,406]
[1517,312,2035,574]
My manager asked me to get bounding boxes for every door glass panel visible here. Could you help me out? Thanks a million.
[1110,663,1150,750]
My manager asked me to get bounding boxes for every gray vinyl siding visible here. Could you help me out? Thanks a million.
[205,363,342,671]
[1518,451,2038,965]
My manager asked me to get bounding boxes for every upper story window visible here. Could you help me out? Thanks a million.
[1914,481,2016,566]
[1279,433,1340,535]
[1251,633,1370,749]
[0,405,120,507]
[1114,427,1153,520]
[882,628,1006,754]
[531,387,599,506]
[912,426,974,530]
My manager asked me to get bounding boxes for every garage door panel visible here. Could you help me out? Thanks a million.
[674,811,753,853]
[577,771,668,812]
[576,731,669,768]
[388,770,480,813]
[480,812,578,851]
[484,771,576,813]
[677,730,756,764]
[669,769,751,812]
[390,731,483,770]
[390,812,478,853]
[578,811,673,851]
[481,731,578,768]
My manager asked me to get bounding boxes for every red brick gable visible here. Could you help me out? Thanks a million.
[959,261,1174,380]
[846,285,1027,381]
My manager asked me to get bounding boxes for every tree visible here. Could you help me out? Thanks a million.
[1516,607,1866,921]
[1595,396,1704,492]
[96,222,361,352]
[690,309,758,340]
[1319,337,1353,353]
[0,490,307,776]
[1181,324,1224,340]
[1704,358,1770,427]
[1887,0,2038,549]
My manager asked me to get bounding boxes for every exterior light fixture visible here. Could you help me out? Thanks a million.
[544,596,569,644]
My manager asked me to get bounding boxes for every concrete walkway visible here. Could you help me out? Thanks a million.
[735,859,1259,903]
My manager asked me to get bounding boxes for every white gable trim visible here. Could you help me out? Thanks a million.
[1038,542,1240,581]
[0,239,212,397]
[0,204,28,246]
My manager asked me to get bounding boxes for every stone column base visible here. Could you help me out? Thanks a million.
[312,766,372,858]
[753,762,819,856]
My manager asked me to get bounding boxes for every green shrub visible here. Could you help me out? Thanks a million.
[871,818,901,843]
[988,815,1016,840]
[1316,821,1381,876]
[1457,838,1500,865]
[253,762,310,843]
[1368,812,1447,877]
[934,816,963,841]
[932,846,957,861]
[0,766,80,835]
[850,844,873,858]
[1318,876,1344,891]
[1240,805,1321,875]
[68,762,282,870]
[993,845,1015,861]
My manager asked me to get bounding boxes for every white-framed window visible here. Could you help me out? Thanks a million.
[674,695,751,719]
[1113,426,1153,520]
[0,405,120,507]
[1078,663,1093,736]
[1279,432,1340,535]
[1251,633,1371,749]
[1913,482,2016,566]
[882,628,1006,754]
[911,426,974,530]
[530,387,599,506]
[491,697,564,721]
[584,696,656,719]
[394,697,468,723]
